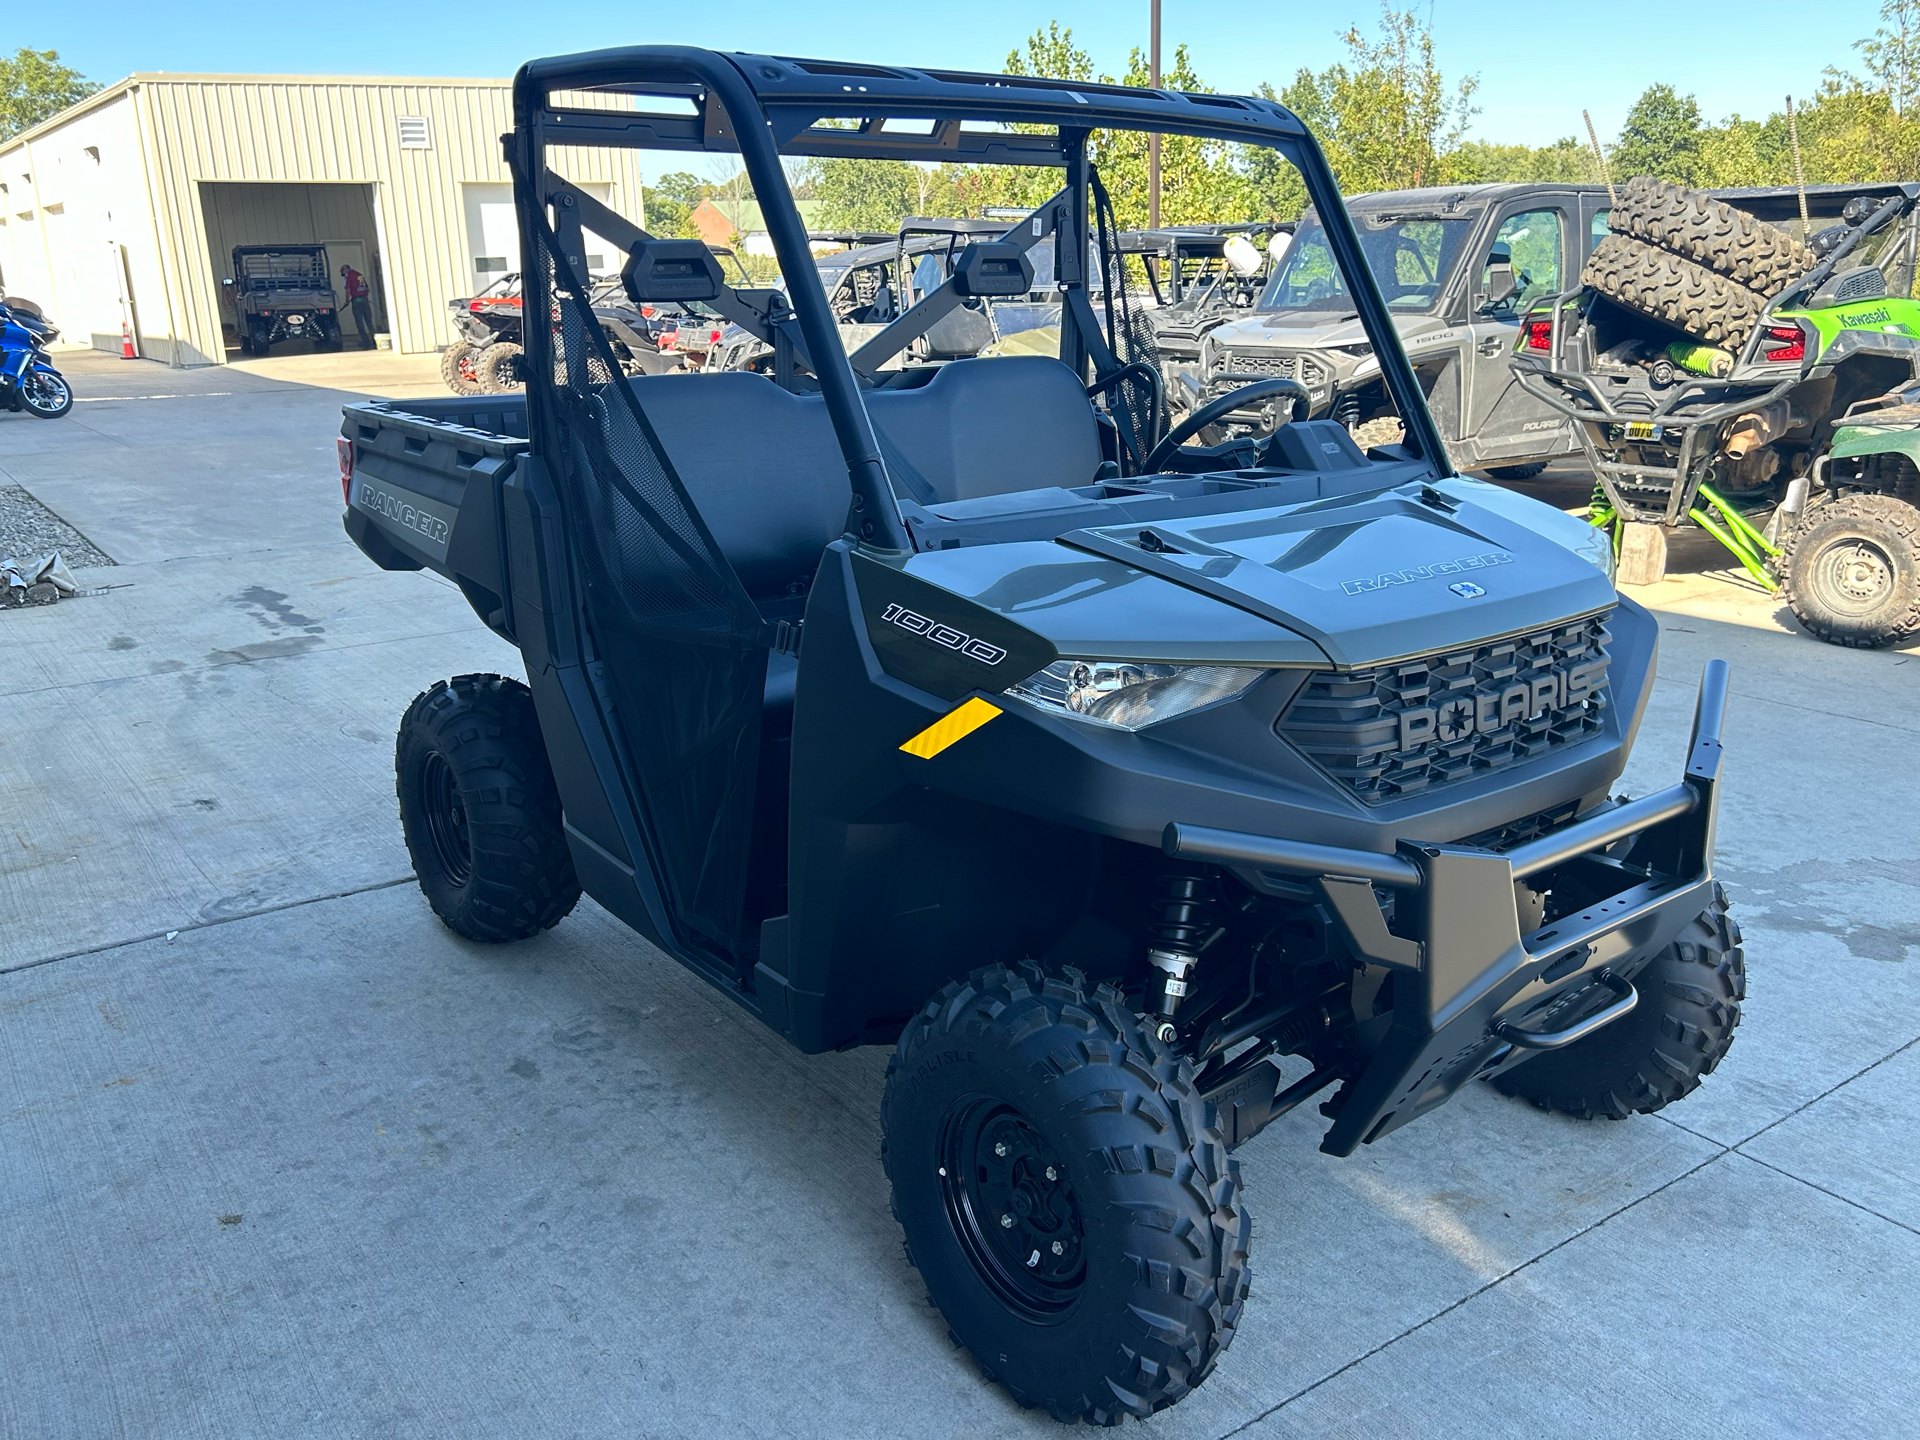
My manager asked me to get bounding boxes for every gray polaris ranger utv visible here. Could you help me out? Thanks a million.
[338,47,1743,1425]
[1202,183,1614,475]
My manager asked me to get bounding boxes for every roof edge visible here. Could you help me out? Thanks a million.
[0,71,516,155]
[0,76,139,155]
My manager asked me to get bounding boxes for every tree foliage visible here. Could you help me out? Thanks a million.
[785,3,1920,248]
[0,48,99,143]
[1281,7,1480,193]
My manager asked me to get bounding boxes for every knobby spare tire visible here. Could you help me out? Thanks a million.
[1781,492,1920,647]
[1495,884,1743,1120]
[1608,176,1812,293]
[883,961,1250,1425]
[396,673,580,941]
[1581,233,1770,348]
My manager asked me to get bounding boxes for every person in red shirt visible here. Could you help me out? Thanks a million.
[340,264,374,348]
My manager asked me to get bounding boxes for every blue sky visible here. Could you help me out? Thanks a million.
[25,0,1895,146]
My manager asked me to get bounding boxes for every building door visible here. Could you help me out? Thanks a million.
[464,182,618,293]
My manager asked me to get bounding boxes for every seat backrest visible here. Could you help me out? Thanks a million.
[629,373,848,599]
[868,356,1101,503]
[628,355,1102,596]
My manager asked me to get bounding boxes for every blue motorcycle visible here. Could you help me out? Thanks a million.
[0,300,74,419]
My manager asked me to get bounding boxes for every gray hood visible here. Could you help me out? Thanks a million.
[1208,308,1454,354]
[1057,482,1616,669]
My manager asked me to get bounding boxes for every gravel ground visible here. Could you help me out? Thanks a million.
[0,485,114,569]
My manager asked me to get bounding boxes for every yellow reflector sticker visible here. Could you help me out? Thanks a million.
[900,697,1003,759]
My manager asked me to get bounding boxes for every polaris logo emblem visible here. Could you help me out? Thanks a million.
[881,603,1007,667]
[1449,581,1487,598]
[1398,658,1610,749]
[1341,550,1515,595]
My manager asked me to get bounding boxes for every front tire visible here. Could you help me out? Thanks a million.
[1494,885,1744,1119]
[476,341,525,393]
[1485,461,1548,481]
[395,674,580,942]
[19,370,72,418]
[883,962,1249,1425]
[1781,492,1920,648]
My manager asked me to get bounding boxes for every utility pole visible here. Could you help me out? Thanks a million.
[1148,0,1162,228]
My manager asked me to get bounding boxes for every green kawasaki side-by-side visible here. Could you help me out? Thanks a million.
[1514,176,1920,648]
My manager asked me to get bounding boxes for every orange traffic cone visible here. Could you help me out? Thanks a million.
[120,321,136,359]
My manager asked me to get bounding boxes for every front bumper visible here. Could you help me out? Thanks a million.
[1166,659,1730,1156]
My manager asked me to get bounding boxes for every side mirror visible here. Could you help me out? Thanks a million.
[1484,264,1518,306]
[951,242,1034,298]
[622,238,723,303]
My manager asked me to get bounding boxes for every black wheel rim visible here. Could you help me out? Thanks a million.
[939,1097,1086,1322]
[419,751,473,886]
[1810,533,1895,616]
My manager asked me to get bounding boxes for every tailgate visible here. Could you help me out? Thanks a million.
[341,396,527,580]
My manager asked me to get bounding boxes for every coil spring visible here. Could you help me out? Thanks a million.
[1334,394,1362,431]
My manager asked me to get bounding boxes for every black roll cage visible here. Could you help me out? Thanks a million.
[508,46,1444,551]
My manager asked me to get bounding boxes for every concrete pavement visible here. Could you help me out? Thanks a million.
[1,352,1915,1437]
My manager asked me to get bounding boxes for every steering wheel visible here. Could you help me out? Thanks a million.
[1144,376,1311,474]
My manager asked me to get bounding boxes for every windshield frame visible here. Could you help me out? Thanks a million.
[514,49,1456,544]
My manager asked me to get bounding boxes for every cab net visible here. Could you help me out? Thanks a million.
[526,214,768,960]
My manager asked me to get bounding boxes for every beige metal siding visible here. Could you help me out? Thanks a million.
[122,76,640,363]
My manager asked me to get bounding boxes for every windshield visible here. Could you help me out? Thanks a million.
[1259,212,1478,314]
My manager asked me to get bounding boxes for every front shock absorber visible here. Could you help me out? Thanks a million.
[1334,393,1361,431]
[1146,868,1216,1042]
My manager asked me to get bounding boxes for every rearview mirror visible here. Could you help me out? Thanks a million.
[951,242,1034,298]
[623,238,723,303]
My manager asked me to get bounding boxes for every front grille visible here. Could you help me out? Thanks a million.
[1216,349,1322,387]
[1464,800,1581,850]
[1275,614,1612,804]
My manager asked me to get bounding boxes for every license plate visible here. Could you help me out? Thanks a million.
[1622,421,1659,439]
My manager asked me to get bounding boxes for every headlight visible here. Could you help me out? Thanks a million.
[1572,522,1616,581]
[1010,659,1266,731]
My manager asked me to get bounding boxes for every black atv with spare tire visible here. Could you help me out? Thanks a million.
[341,47,1747,1423]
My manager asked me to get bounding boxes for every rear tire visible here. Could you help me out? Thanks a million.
[1485,461,1548,480]
[476,342,525,393]
[395,674,580,942]
[1581,233,1769,349]
[1494,884,1743,1120]
[883,961,1249,1425]
[440,340,485,396]
[1780,492,1920,647]
[1607,176,1811,292]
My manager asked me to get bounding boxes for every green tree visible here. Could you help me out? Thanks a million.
[1282,7,1480,194]
[1857,0,1920,113]
[1448,137,1595,184]
[0,48,99,142]
[1610,84,1707,184]
[808,158,925,232]
[643,170,708,238]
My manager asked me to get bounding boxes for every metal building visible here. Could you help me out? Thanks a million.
[0,74,642,366]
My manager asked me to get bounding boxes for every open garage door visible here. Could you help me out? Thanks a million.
[200,182,386,359]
